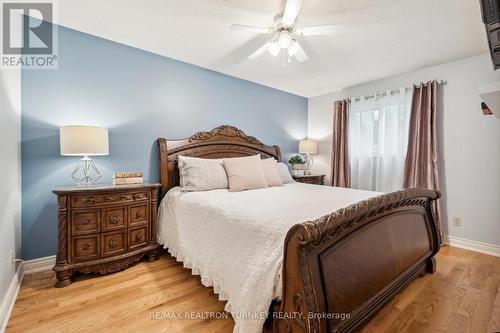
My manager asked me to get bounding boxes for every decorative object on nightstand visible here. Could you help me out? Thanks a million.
[52,183,161,288]
[292,174,325,185]
[112,171,144,185]
[60,126,109,186]
[288,154,305,176]
[299,139,318,175]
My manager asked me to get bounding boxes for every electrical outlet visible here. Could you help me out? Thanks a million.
[452,217,462,227]
[9,250,15,265]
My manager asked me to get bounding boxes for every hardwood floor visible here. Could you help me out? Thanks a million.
[6,246,500,333]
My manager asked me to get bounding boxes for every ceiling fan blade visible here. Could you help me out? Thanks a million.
[230,24,272,34]
[282,0,303,26]
[249,41,272,59]
[299,24,345,36]
[291,41,309,63]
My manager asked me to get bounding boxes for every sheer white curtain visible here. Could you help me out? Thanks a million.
[349,88,412,192]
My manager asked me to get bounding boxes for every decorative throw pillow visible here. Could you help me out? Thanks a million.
[276,162,296,184]
[178,155,228,191]
[222,155,269,192]
[261,158,283,187]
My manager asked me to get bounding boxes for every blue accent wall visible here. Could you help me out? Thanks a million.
[21,25,308,260]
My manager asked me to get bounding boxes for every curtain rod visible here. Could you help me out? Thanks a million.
[350,80,447,102]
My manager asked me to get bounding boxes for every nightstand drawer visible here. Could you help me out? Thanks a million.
[101,231,127,257]
[72,235,99,262]
[72,210,100,235]
[129,204,148,226]
[102,207,127,231]
[128,226,148,250]
[71,191,149,208]
[292,175,325,185]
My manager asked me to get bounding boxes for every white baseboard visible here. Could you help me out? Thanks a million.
[0,255,55,332]
[444,235,500,257]
[23,255,55,275]
[0,264,23,333]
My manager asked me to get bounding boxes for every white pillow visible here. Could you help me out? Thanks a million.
[178,155,228,191]
[261,158,283,187]
[276,162,295,184]
[222,155,269,192]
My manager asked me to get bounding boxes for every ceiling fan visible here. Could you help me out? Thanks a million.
[230,0,344,63]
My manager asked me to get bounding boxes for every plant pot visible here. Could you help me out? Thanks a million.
[292,164,304,170]
[291,169,304,177]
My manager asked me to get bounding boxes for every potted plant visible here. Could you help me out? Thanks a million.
[288,155,305,171]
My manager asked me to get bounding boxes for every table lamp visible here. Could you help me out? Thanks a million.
[299,139,318,175]
[60,125,109,186]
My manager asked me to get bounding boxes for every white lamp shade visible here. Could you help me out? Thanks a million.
[299,139,318,155]
[60,126,109,156]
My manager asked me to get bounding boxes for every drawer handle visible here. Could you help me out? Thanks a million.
[82,219,90,225]
[108,238,120,249]
[85,197,96,204]
[135,233,142,241]
[104,196,115,202]
[81,243,90,250]
[120,196,129,200]
[134,194,146,201]
[109,215,120,224]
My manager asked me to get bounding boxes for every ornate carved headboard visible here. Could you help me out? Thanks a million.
[157,125,282,197]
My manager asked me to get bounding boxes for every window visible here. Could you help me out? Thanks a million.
[348,88,412,192]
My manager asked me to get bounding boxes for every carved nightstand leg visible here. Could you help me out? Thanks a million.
[146,248,160,262]
[147,187,160,263]
[54,194,72,288]
[426,256,437,274]
[55,269,72,288]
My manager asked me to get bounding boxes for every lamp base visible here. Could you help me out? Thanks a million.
[303,153,314,175]
[71,156,102,186]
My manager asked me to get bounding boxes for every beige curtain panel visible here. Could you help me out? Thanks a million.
[331,100,351,187]
[403,80,443,240]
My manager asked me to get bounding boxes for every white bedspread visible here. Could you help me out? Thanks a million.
[157,183,379,333]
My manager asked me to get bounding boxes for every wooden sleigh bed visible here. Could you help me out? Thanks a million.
[157,125,441,333]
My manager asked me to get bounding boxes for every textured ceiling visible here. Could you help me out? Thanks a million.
[54,0,488,97]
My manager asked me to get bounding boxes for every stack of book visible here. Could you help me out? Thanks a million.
[112,171,143,185]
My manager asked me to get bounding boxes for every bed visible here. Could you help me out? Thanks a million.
[156,125,441,333]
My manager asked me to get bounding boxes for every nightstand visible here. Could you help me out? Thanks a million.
[292,175,325,185]
[52,183,161,287]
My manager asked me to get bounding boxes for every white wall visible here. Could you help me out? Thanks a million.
[0,68,22,330]
[308,53,500,247]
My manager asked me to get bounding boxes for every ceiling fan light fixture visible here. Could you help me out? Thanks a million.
[287,41,299,56]
[232,0,339,63]
[277,31,292,49]
[268,42,280,56]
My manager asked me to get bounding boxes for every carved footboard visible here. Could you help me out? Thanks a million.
[273,188,441,333]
